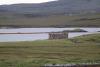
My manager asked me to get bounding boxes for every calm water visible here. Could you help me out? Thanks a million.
[0,28,100,42]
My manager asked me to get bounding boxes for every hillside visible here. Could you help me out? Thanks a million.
[0,13,100,28]
[0,0,100,27]
[0,0,100,14]
[71,33,100,43]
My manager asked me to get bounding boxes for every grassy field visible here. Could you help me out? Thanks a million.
[0,13,100,27]
[0,34,100,67]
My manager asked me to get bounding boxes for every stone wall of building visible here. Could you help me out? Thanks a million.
[49,32,68,40]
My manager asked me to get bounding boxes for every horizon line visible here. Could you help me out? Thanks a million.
[0,0,58,5]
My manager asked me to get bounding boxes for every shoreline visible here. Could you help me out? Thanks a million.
[0,27,100,29]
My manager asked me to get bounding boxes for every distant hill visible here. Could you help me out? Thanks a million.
[0,0,100,28]
[0,0,100,14]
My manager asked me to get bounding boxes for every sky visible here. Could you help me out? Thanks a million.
[0,0,57,5]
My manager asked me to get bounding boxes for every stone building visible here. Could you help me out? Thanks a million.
[49,32,68,40]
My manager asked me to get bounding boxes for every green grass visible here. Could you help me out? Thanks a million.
[0,33,100,67]
[71,33,100,43]
[0,13,100,27]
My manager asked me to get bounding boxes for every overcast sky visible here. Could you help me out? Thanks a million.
[0,0,57,5]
